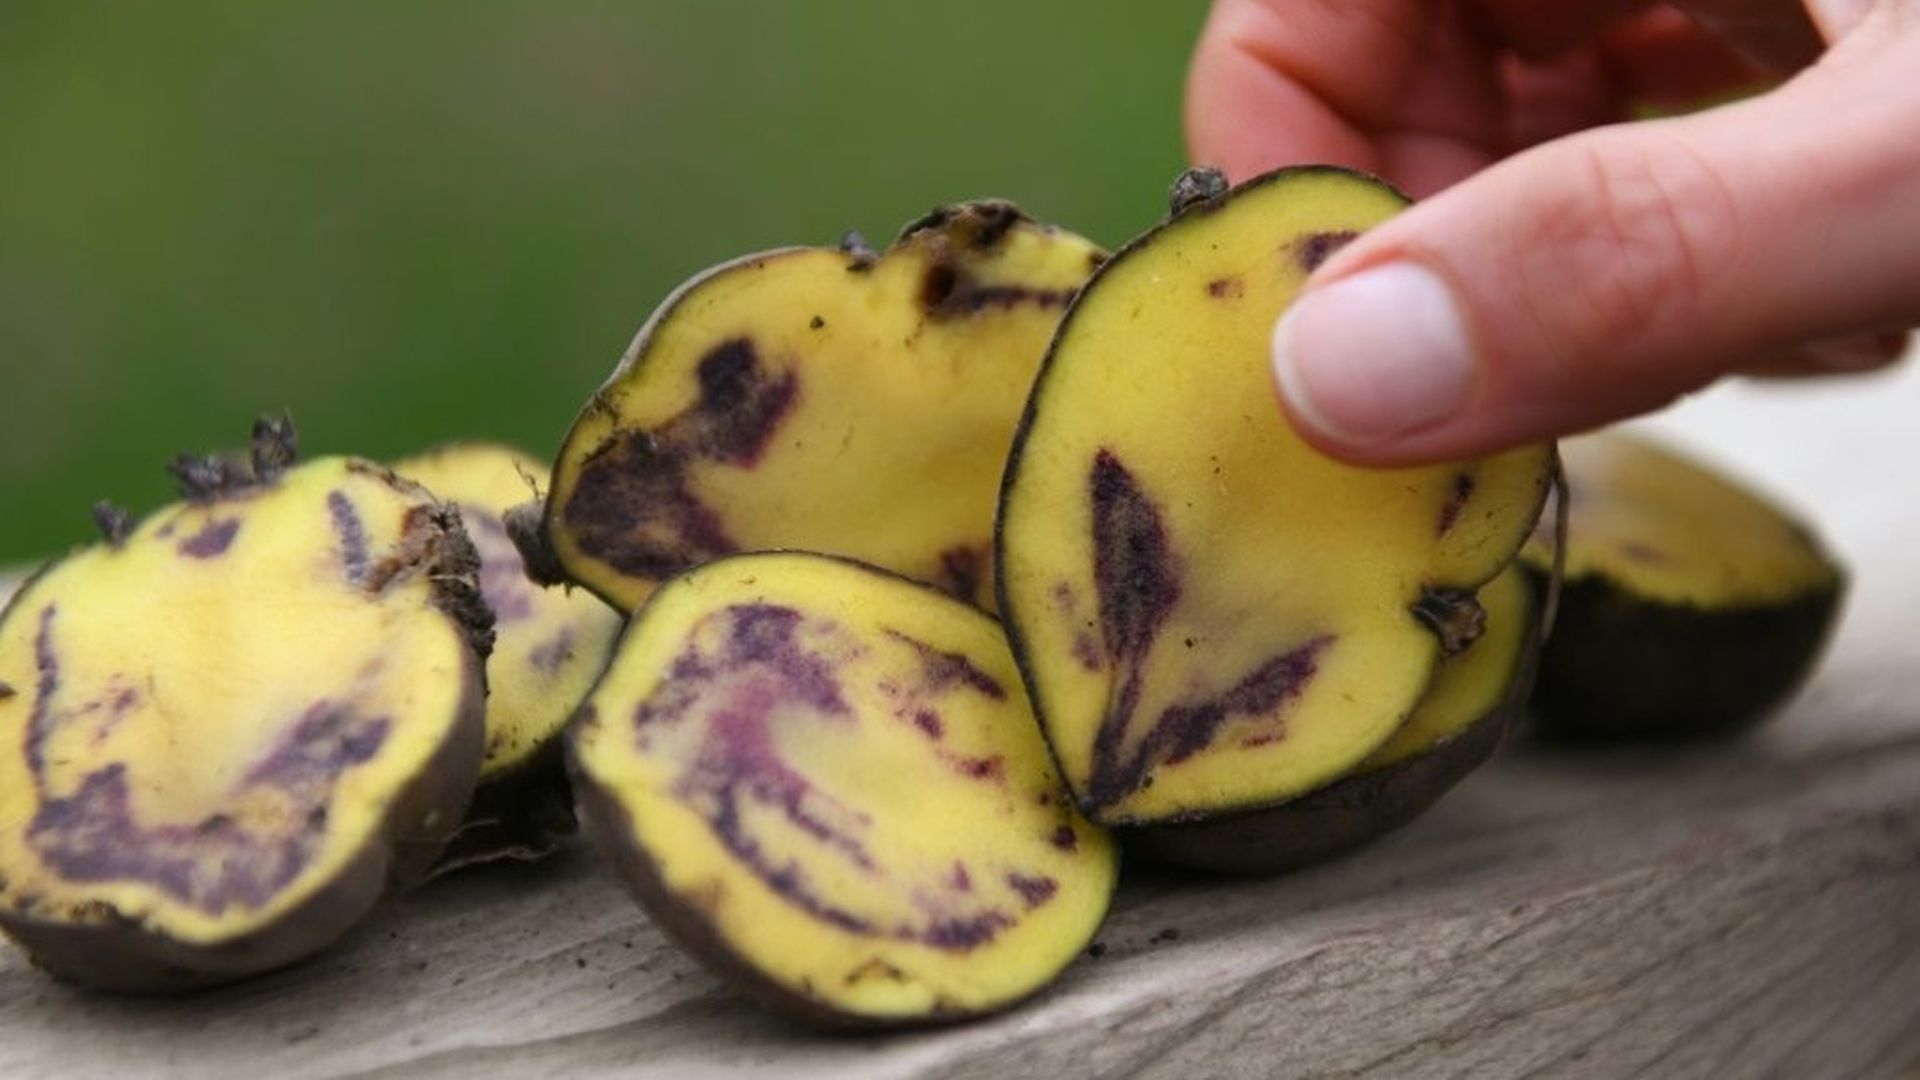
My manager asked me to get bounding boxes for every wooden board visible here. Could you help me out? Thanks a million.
[2,359,1917,1078]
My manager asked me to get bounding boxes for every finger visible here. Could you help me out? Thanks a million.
[1738,330,1910,378]
[1467,0,1651,59]
[1185,0,1506,190]
[1803,0,1879,42]
[1673,0,1828,69]
[1597,7,1777,105]
[1503,50,1626,151]
[1267,36,1920,465]
[1503,12,1776,153]
[1185,0,1417,181]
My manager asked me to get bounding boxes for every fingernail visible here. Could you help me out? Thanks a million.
[1272,262,1476,447]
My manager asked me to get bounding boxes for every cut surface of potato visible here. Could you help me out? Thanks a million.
[1127,566,1538,874]
[571,552,1114,1028]
[1364,567,1534,771]
[1522,433,1838,606]
[534,202,1103,613]
[1520,432,1844,738]
[998,167,1553,826]
[0,422,488,990]
[396,444,620,868]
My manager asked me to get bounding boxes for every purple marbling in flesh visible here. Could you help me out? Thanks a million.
[1090,451,1180,666]
[327,491,369,582]
[1436,471,1476,537]
[938,545,986,603]
[1051,583,1105,673]
[883,629,1005,701]
[633,603,1023,950]
[464,510,537,624]
[176,518,241,559]
[564,338,798,581]
[1299,230,1359,273]
[22,604,391,913]
[1005,872,1057,909]
[25,606,60,782]
[1083,449,1333,809]
[1620,540,1668,565]
[919,262,1075,319]
[877,628,1010,782]
[920,911,1012,951]
[528,627,576,675]
[1085,636,1333,809]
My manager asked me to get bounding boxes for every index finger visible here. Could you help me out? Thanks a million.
[1183,0,1664,186]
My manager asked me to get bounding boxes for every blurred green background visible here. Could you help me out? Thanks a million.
[0,2,1205,563]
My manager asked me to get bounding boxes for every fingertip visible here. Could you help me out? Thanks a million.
[1269,261,1480,457]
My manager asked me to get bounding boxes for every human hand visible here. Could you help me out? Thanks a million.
[1186,1,1916,464]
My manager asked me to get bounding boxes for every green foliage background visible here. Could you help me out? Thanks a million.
[0,2,1205,562]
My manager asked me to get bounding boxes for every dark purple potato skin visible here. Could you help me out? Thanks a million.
[1126,577,1544,877]
[0,645,484,993]
[1524,568,1844,741]
[429,741,576,876]
[1123,693,1512,876]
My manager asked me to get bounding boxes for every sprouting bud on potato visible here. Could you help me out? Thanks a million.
[393,443,621,871]
[1520,432,1845,739]
[518,201,1105,614]
[570,552,1116,1029]
[0,419,490,991]
[997,167,1555,856]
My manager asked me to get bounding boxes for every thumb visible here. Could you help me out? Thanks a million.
[1269,30,1920,465]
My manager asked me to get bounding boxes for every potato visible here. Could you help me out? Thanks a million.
[570,552,1115,1029]
[997,167,1553,842]
[393,443,620,871]
[0,419,489,990]
[1520,432,1845,739]
[518,202,1104,613]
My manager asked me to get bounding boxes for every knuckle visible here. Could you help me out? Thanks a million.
[1520,134,1742,368]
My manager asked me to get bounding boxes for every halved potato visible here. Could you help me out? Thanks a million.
[394,443,621,870]
[0,420,489,990]
[571,552,1115,1029]
[524,202,1103,612]
[1519,432,1844,738]
[998,167,1554,828]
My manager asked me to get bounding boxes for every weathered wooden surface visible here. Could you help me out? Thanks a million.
[2,360,1917,1078]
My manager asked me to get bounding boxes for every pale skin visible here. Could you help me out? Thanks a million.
[1187,0,1918,464]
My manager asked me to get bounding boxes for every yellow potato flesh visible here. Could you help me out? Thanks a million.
[573,553,1114,1023]
[1364,566,1531,770]
[1522,433,1838,607]
[395,444,619,777]
[0,459,474,945]
[1000,169,1553,825]
[548,207,1103,612]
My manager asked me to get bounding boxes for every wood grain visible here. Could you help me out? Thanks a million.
[1,360,1916,1078]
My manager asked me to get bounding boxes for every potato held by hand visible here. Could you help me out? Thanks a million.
[1128,567,1538,874]
[571,553,1115,1029]
[998,167,1554,850]
[0,420,490,991]
[523,202,1103,612]
[1520,432,1845,739]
